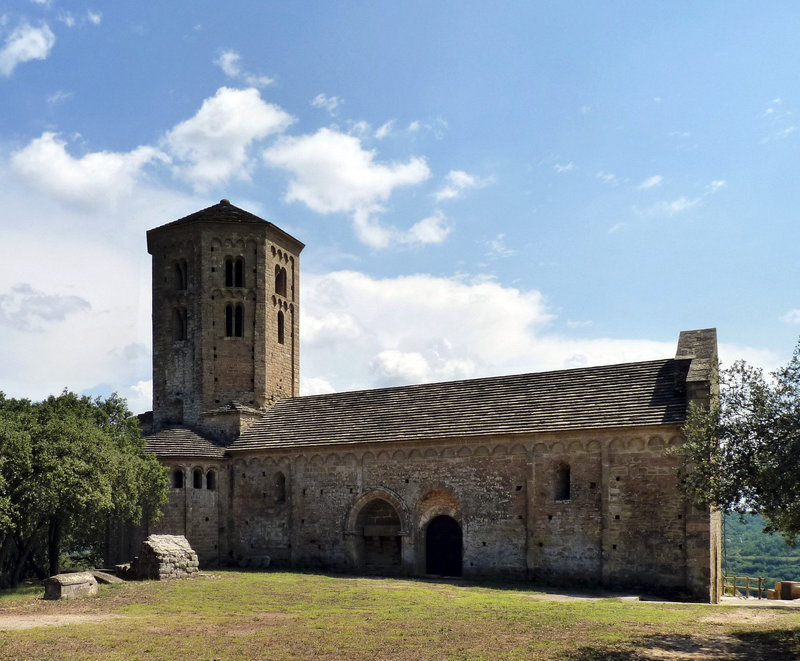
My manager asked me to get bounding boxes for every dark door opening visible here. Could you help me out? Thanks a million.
[425,515,462,577]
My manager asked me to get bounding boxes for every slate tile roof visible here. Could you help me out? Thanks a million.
[145,426,226,458]
[230,358,691,452]
[146,199,304,249]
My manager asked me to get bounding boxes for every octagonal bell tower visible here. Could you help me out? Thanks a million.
[147,199,303,442]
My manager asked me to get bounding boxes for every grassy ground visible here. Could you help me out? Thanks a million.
[0,571,799,660]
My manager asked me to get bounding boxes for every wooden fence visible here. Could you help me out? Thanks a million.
[722,575,766,599]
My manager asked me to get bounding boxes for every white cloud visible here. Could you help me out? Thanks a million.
[554,162,574,173]
[58,13,76,28]
[300,270,707,393]
[371,349,430,385]
[403,212,451,244]
[608,222,625,233]
[165,86,294,189]
[654,197,700,215]
[781,310,800,325]
[121,379,152,415]
[638,175,662,189]
[408,120,421,132]
[707,179,727,193]
[0,21,55,76]
[46,89,72,104]
[264,127,430,247]
[301,377,336,395]
[11,132,168,210]
[434,169,491,202]
[375,120,394,139]
[214,50,273,88]
[596,170,619,186]
[311,93,341,115]
[87,11,102,25]
[484,233,518,258]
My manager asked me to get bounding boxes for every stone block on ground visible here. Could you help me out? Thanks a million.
[90,570,124,584]
[43,572,98,600]
[128,534,200,580]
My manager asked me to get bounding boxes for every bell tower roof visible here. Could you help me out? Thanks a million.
[147,199,304,254]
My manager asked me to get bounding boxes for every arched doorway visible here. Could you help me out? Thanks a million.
[426,515,462,576]
[356,499,402,570]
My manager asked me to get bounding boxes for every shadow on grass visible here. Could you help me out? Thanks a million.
[570,627,800,660]
[281,567,684,601]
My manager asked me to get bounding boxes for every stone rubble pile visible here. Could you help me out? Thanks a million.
[117,534,199,580]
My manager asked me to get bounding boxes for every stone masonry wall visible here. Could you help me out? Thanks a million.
[221,424,716,599]
[151,459,226,567]
[151,425,718,600]
[149,218,301,438]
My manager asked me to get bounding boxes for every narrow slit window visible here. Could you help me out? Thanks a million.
[193,468,203,489]
[206,470,216,491]
[172,468,184,489]
[277,310,285,344]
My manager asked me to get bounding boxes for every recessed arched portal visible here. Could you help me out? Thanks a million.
[357,499,402,570]
[426,515,462,577]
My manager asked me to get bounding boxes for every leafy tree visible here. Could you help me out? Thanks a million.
[0,391,168,587]
[680,339,800,545]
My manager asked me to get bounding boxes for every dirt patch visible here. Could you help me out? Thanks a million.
[641,633,742,659]
[0,613,124,631]
[699,609,778,625]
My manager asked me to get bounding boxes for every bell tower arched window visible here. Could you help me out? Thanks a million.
[277,310,285,344]
[275,265,287,297]
[173,259,187,290]
[234,257,244,287]
[173,307,187,341]
[225,257,233,287]
[226,256,245,287]
[226,303,244,337]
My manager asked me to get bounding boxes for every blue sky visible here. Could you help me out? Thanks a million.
[1,1,798,412]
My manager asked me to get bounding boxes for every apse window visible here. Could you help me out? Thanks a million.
[554,463,571,501]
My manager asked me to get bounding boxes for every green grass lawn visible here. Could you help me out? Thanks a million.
[1,571,799,660]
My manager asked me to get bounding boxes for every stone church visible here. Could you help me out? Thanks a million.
[126,199,721,602]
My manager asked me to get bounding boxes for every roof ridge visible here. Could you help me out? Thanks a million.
[280,357,679,404]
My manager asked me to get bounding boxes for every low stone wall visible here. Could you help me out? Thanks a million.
[122,534,200,580]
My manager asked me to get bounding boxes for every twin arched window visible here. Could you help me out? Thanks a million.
[225,303,244,337]
[225,256,245,288]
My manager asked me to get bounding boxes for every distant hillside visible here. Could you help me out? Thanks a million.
[724,513,800,587]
